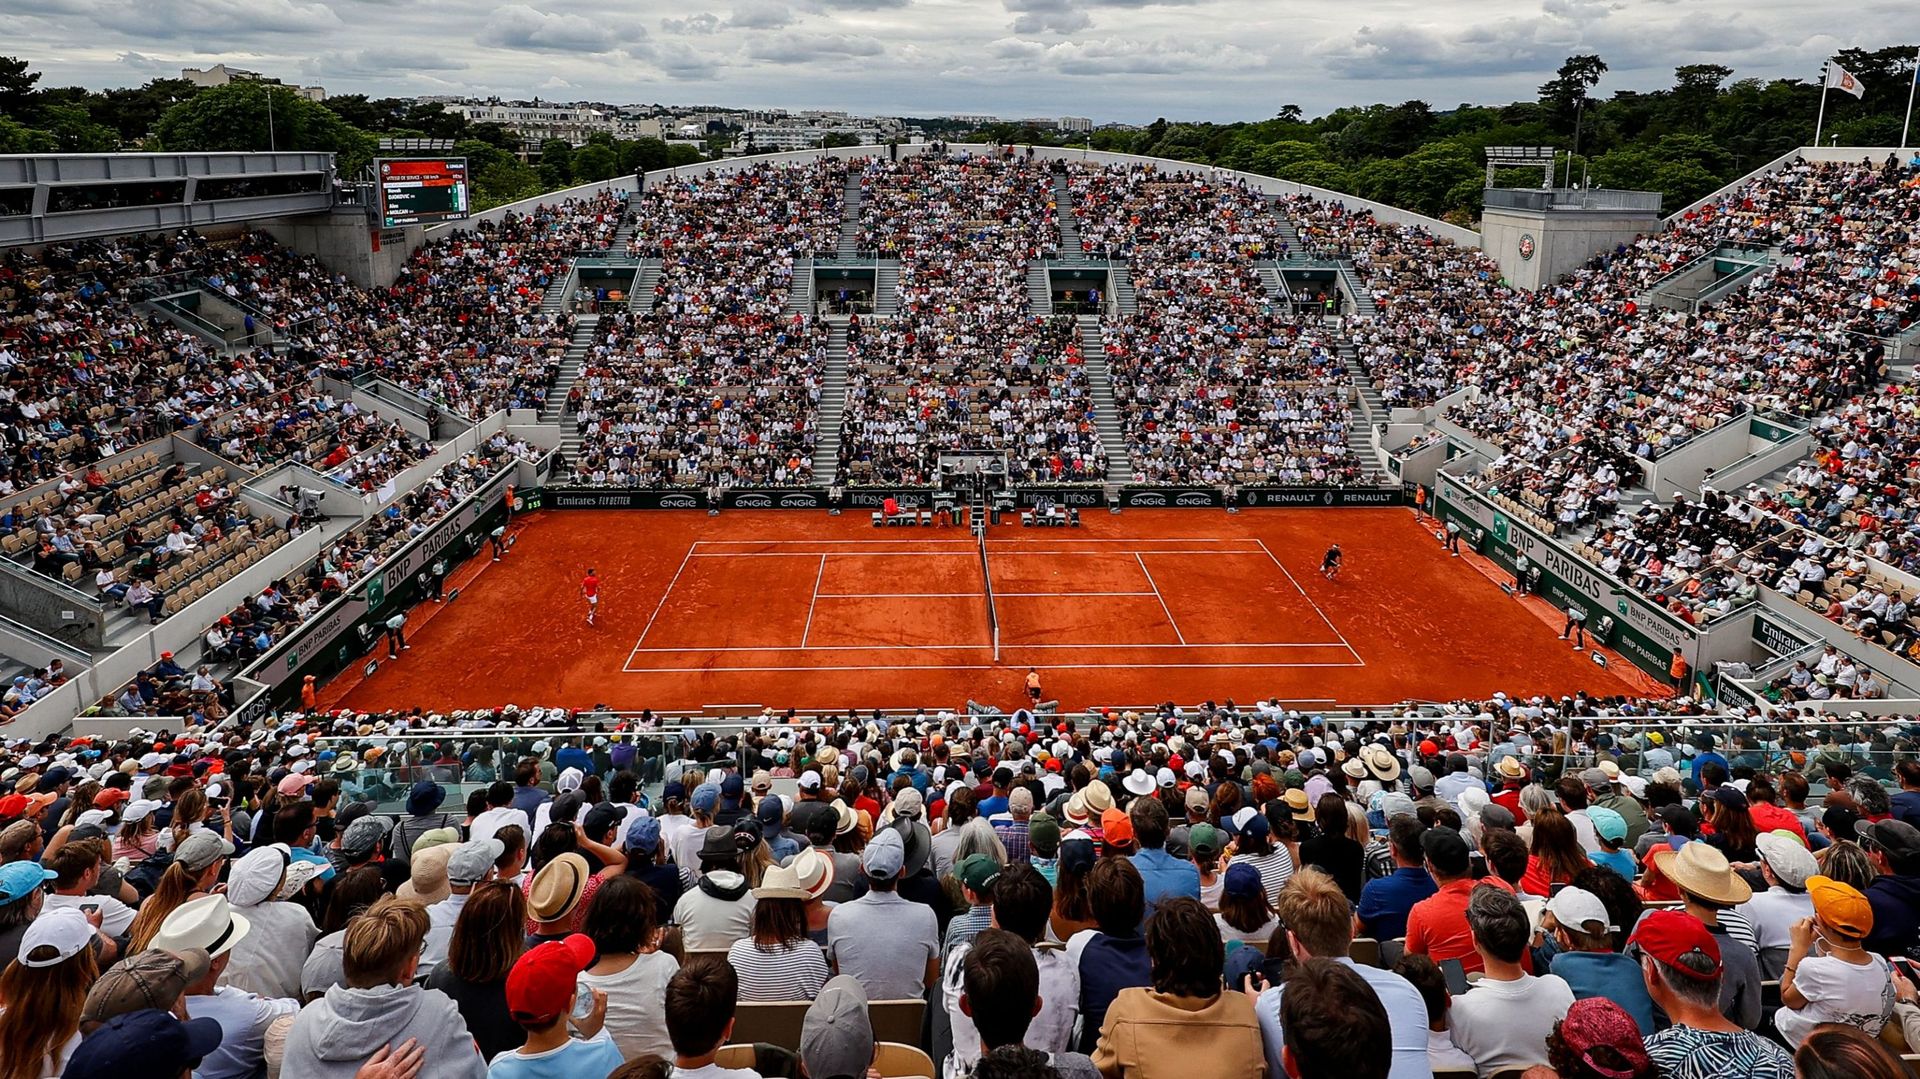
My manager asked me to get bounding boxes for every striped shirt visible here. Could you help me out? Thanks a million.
[1233,849,1296,906]
[727,937,830,1002]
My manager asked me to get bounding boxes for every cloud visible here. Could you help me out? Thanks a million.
[110,0,342,39]
[316,47,469,76]
[478,4,624,52]
[662,12,724,33]
[1006,0,1091,34]
[748,32,885,63]
[728,0,795,28]
[649,41,725,79]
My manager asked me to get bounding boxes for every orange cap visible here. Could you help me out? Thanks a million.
[1807,874,1873,938]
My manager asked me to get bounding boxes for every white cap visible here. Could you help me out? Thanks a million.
[798,771,823,790]
[122,799,161,823]
[1544,886,1614,935]
[19,907,92,968]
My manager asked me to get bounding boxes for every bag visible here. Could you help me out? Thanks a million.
[124,848,175,899]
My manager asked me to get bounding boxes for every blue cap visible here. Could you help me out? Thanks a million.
[65,1009,223,1078]
[756,797,784,830]
[407,780,446,815]
[721,773,744,798]
[627,816,662,854]
[663,782,687,800]
[691,783,721,813]
[1223,862,1262,898]
[0,860,55,903]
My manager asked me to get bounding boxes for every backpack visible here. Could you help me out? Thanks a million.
[124,849,175,899]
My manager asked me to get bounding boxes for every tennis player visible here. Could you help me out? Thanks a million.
[581,567,600,626]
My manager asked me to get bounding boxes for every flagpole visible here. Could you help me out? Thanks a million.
[1903,46,1919,150]
[1814,62,1831,147]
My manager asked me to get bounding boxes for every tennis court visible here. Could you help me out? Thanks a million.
[318,507,1648,712]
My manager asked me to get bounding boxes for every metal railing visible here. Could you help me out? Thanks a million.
[1483,187,1664,213]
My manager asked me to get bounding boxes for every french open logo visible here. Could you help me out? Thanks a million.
[660,496,697,509]
[1130,493,1167,506]
[1518,234,1536,261]
[736,495,773,508]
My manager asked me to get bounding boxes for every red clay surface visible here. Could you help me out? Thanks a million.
[317,507,1649,713]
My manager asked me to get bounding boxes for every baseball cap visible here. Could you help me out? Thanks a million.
[1628,909,1720,980]
[0,858,55,902]
[447,838,505,885]
[1184,786,1209,811]
[1857,818,1920,869]
[1421,827,1470,876]
[82,947,211,1024]
[505,933,597,1022]
[690,783,721,814]
[20,907,93,967]
[626,816,662,854]
[1807,874,1874,938]
[1028,812,1061,857]
[1544,886,1614,935]
[1223,862,1262,899]
[63,1009,223,1079]
[955,854,1001,894]
[1586,805,1627,844]
[862,826,905,879]
[276,773,315,798]
[1754,831,1818,889]
[1102,807,1134,846]
[802,975,874,1079]
[798,771,823,791]
[339,815,392,858]
[581,802,625,840]
[1188,822,1223,856]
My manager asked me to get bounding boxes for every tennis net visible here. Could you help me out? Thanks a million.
[978,533,1000,660]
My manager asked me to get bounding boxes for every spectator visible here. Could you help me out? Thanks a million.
[1214,863,1280,945]
[662,956,759,1078]
[1540,998,1654,1079]
[1543,886,1655,1035]
[425,880,529,1063]
[1447,885,1574,1076]
[222,844,322,1001]
[577,874,678,1063]
[960,930,1099,1079]
[1092,897,1260,1078]
[1277,958,1394,1079]
[1737,831,1818,978]
[1072,856,1151,1052]
[944,863,1079,1076]
[826,826,939,1002]
[1855,818,1920,957]
[1793,1025,1909,1079]
[61,1008,227,1079]
[1225,810,1294,906]
[1128,797,1197,919]
[1357,816,1437,941]
[1299,794,1365,903]
[489,934,621,1079]
[1405,827,1493,973]
[280,896,486,1079]
[800,974,892,1079]
[422,838,504,978]
[730,860,830,1001]
[1633,910,1793,1079]
[1392,954,1476,1075]
[0,906,98,1078]
[1774,874,1894,1046]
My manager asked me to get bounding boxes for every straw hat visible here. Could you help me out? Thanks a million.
[397,844,453,905]
[1364,745,1402,783]
[1082,781,1114,816]
[753,862,812,902]
[529,853,591,923]
[791,846,835,900]
[1495,757,1528,781]
[1284,789,1313,821]
[1650,842,1752,907]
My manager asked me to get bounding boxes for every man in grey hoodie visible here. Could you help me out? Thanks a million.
[280,895,485,1079]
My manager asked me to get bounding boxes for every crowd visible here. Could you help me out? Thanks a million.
[567,161,846,489]
[0,694,1915,1079]
[1071,166,1364,487]
[837,153,1108,487]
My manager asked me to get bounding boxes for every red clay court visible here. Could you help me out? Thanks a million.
[318,507,1649,713]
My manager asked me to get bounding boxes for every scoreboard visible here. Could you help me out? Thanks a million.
[376,158,470,228]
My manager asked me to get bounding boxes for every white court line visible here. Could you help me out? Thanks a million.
[688,551,974,557]
[1134,553,1186,645]
[816,592,984,598]
[622,661,1365,672]
[627,641,1352,651]
[798,554,826,647]
[629,543,696,663]
[1252,538,1364,665]
[692,538,1236,544]
[989,550,1258,556]
[995,591,1158,597]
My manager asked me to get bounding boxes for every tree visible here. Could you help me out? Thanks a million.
[571,143,617,182]
[818,132,861,149]
[537,138,574,189]
[664,143,704,167]
[1538,54,1609,135]
[95,79,199,143]
[155,82,377,174]
[39,102,117,152]
[0,56,40,121]
[0,115,53,154]
[619,137,670,175]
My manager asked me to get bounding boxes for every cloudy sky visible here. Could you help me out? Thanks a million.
[3,0,1913,122]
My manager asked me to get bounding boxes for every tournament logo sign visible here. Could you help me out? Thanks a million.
[1518,234,1537,261]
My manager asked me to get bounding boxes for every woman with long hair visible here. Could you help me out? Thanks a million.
[1522,809,1589,896]
[125,841,227,951]
[1048,835,1097,943]
[730,863,830,1001]
[0,909,99,1079]
[1795,1025,1908,1079]
[1207,782,1244,830]
[1214,863,1279,944]
[1297,795,1363,903]
[163,786,209,852]
[579,875,679,1063]
[112,805,162,866]
[426,881,529,1062]
[1702,790,1760,864]
[1229,811,1295,907]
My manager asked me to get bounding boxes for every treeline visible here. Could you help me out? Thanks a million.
[0,57,707,211]
[978,46,1920,221]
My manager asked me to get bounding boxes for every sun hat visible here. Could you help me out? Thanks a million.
[1364,745,1402,783]
[1284,789,1312,820]
[1650,842,1752,906]
[529,853,591,923]
[1495,757,1528,780]
[1806,874,1873,939]
[397,843,454,905]
[1122,770,1155,797]
[791,846,835,899]
[1082,781,1114,815]
[753,861,813,901]
[505,933,597,1023]
[149,894,251,959]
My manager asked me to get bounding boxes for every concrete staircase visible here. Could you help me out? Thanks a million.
[875,262,900,316]
[1340,342,1385,419]
[836,173,864,259]
[811,318,852,481]
[539,314,600,448]
[539,265,575,315]
[1256,262,1291,311]
[1335,262,1378,319]
[1027,264,1052,316]
[1111,264,1137,315]
[787,258,814,316]
[1054,172,1083,260]
[609,215,638,254]
[1079,315,1131,484]
[1339,342,1382,475]
[630,260,661,313]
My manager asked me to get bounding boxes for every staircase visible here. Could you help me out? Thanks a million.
[1256,262,1291,311]
[811,319,852,481]
[874,262,900,316]
[1078,316,1131,484]
[1027,264,1052,316]
[609,215,639,255]
[836,173,864,259]
[1335,262,1378,319]
[1271,217,1306,261]
[539,265,576,315]
[1054,172,1083,260]
[630,260,661,313]
[1340,342,1385,420]
[539,314,600,447]
[787,258,814,316]
[1110,264,1137,315]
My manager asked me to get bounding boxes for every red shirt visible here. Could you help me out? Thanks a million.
[581,575,599,598]
[1749,802,1806,843]
[1405,876,1521,975]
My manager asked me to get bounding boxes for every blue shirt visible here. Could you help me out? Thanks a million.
[977,794,1010,818]
[512,785,551,816]
[555,747,592,774]
[1256,958,1432,1079]
[1356,866,1437,940]
[1588,849,1636,882]
[1691,752,1729,786]
[1550,950,1657,1034]
[1130,848,1200,920]
[486,1032,624,1078]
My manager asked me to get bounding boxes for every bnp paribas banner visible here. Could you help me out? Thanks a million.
[1434,474,1700,678]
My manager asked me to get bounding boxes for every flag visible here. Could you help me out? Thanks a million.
[1826,62,1866,99]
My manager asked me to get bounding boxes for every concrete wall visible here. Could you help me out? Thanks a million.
[1701,428,1814,494]
[0,559,104,648]
[1754,586,1920,697]
[261,209,420,288]
[1482,205,1657,291]
[1639,414,1755,498]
